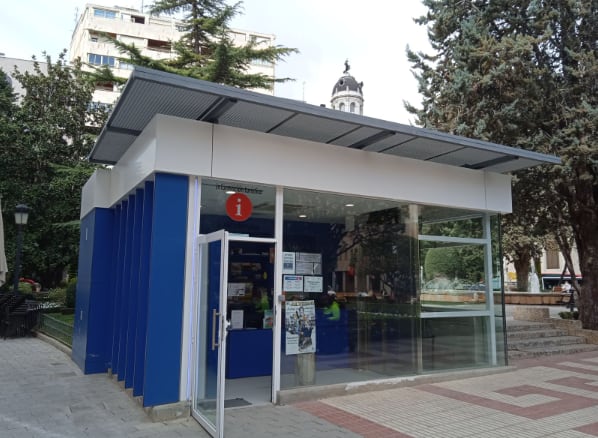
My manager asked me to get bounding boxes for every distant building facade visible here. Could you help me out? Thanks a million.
[69,3,278,106]
[0,56,46,98]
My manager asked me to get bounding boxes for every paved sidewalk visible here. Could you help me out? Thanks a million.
[297,351,598,437]
[0,337,356,438]
[3,334,598,437]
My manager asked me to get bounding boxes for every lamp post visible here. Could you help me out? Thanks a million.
[12,204,30,295]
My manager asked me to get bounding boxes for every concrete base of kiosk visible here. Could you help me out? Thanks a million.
[295,353,316,386]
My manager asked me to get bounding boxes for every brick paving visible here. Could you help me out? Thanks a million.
[307,351,598,437]
[3,333,598,437]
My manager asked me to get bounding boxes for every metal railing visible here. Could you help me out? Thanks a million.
[39,314,73,347]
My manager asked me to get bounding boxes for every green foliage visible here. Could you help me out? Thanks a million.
[423,246,484,285]
[46,287,67,306]
[65,278,77,308]
[106,0,298,89]
[558,311,579,320]
[407,0,598,328]
[17,281,34,294]
[0,52,108,288]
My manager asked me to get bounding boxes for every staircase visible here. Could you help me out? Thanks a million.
[507,320,598,360]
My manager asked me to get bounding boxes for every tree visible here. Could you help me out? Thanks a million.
[0,52,108,288]
[407,0,598,328]
[109,0,298,90]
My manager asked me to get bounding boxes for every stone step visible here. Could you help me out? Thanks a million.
[508,343,598,360]
[508,335,586,350]
[506,320,556,332]
[507,328,568,340]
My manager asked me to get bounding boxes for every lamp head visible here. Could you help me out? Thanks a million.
[14,204,31,225]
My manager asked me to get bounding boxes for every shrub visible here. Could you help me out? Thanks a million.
[47,287,67,306]
[65,278,77,309]
[18,281,34,294]
[558,311,579,320]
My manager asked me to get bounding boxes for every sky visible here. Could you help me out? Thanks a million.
[0,0,431,124]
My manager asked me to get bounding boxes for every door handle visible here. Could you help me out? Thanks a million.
[211,308,220,350]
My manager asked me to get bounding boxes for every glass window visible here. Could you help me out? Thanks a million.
[119,61,135,70]
[278,192,506,390]
[419,240,488,311]
[93,8,116,19]
[199,178,275,238]
[546,249,560,269]
[88,53,116,66]
[339,103,345,112]
[421,316,490,371]
[419,206,484,238]
[350,102,356,113]
[280,189,419,389]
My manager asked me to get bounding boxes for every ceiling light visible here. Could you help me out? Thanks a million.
[345,203,354,207]
[225,190,236,195]
[298,214,307,218]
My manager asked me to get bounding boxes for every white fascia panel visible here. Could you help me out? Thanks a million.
[80,167,113,219]
[109,117,158,205]
[154,115,213,177]
[484,172,513,213]
[211,124,512,213]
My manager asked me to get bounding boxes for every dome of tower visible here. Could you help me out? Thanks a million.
[332,75,363,95]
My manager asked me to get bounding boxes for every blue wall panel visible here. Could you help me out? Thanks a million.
[133,181,154,397]
[117,196,135,380]
[125,190,143,388]
[73,208,115,374]
[143,173,188,407]
[111,202,126,374]
[72,212,95,370]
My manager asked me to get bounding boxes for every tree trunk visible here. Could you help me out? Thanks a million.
[514,257,530,292]
[578,242,598,329]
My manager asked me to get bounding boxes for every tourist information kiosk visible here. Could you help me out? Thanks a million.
[73,67,559,437]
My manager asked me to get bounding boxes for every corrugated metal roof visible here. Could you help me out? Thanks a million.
[90,67,561,172]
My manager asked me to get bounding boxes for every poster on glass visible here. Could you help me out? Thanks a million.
[285,300,316,355]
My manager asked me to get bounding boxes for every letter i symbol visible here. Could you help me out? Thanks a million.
[236,197,242,217]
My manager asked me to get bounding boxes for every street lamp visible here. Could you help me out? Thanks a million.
[12,204,30,294]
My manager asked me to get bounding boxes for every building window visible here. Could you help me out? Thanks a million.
[147,39,171,52]
[88,53,116,67]
[119,61,135,70]
[88,101,113,112]
[93,8,116,19]
[546,249,560,269]
[339,103,345,112]
[94,81,115,92]
[131,15,145,24]
[350,102,356,113]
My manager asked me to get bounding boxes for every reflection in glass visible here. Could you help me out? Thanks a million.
[420,241,487,311]
[421,317,489,371]
[193,240,221,428]
[280,189,419,389]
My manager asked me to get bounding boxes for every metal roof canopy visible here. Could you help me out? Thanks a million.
[90,67,561,173]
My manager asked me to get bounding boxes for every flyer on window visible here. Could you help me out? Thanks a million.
[285,300,316,355]
[283,275,303,292]
[282,252,296,274]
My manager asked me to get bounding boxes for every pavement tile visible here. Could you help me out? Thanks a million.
[5,334,598,437]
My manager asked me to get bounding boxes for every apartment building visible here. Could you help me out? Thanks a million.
[69,4,277,106]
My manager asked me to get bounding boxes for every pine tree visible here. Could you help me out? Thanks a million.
[111,0,298,90]
[407,0,598,328]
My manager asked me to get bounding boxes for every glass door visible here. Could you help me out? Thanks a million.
[192,230,230,437]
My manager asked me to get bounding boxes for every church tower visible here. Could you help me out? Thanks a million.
[331,60,364,115]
